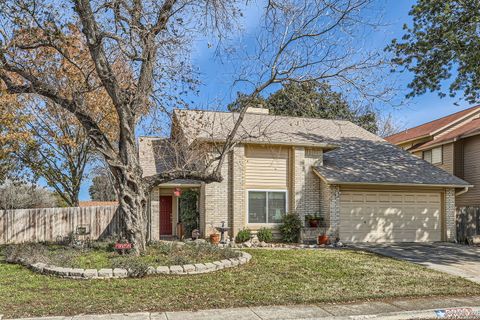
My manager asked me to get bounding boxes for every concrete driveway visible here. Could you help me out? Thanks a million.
[354,242,480,284]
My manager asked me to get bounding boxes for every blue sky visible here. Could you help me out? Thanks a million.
[76,0,475,200]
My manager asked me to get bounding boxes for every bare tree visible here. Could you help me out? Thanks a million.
[0,0,389,253]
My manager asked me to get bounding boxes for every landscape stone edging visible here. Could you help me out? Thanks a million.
[12,251,251,280]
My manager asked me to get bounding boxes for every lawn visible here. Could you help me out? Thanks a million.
[1,248,479,318]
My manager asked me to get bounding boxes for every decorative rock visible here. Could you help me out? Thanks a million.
[242,252,252,261]
[98,268,113,278]
[229,258,240,266]
[238,257,247,264]
[69,268,85,277]
[213,261,224,270]
[147,266,156,275]
[169,265,184,274]
[204,262,216,271]
[156,266,170,274]
[174,241,185,248]
[220,259,232,268]
[194,263,207,273]
[183,264,195,273]
[336,242,344,247]
[258,241,267,247]
[194,239,207,245]
[31,262,47,273]
[243,241,252,248]
[113,268,128,278]
[84,269,98,279]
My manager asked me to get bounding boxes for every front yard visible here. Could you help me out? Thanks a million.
[1,247,480,318]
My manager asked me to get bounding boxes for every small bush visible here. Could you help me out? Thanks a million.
[257,228,273,243]
[279,213,302,243]
[111,256,150,278]
[235,228,252,243]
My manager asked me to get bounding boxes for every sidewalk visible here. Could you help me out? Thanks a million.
[5,296,480,320]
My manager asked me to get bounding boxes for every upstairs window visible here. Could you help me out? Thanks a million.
[423,146,442,164]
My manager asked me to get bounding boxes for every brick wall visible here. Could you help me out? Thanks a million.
[319,181,340,238]
[445,187,456,242]
[229,145,245,236]
[149,187,160,241]
[293,147,322,224]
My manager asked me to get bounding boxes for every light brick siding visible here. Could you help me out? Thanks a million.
[293,147,322,225]
[149,187,160,241]
[445,187,456,242]
[229,145,246,237]
[318,180,340,238]
[203,155,230,236]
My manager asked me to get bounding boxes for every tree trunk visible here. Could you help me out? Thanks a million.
[113,168,148,254]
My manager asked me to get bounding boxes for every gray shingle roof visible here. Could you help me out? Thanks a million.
[144,109,471,187]
[315,138,470,186]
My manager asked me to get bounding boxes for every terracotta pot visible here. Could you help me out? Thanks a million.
[317,234,329,245]
[210,233,220,244]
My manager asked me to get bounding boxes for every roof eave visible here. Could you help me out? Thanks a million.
[195,137,339,150]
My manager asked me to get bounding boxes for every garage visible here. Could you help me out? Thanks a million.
[339,190,443,243]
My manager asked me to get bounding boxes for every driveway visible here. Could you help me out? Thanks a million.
[353,243,480,284]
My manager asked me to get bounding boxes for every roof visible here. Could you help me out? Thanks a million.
[173,109,380,148]
[385,105,480,145]
[139,109,470,187]
[314,139,470,187]
[411,117,480,151]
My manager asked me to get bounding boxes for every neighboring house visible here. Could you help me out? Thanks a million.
[386,105,480,207]
[139,108,470,243]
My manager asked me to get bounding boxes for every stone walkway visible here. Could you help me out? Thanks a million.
[6,296,480,320]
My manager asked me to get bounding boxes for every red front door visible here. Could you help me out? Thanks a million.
[160,196,173,235]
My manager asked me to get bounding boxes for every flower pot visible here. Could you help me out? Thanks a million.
[210,233,220,244]
[317,234,329,245]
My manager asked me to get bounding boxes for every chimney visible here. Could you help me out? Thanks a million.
[245,107,269,114]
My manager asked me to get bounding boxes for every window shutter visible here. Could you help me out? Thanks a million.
[432,147,442,164]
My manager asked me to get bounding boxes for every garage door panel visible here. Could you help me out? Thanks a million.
[340,191,442,243]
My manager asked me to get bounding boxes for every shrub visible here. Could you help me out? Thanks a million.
[235,228,252,243]
[257,227,273,243]
[111,256,150,278]
[279,213,302,243]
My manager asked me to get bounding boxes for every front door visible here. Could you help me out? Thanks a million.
[160,196,173,236]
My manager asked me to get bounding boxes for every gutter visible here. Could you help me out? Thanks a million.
[456,186,470,196]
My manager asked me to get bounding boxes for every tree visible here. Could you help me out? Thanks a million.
[230,81,378,133]
[0,181,59,210]
[387,1,480,103]
[0,0,389,253]
[89,174,117,202]
[7,102,92,206]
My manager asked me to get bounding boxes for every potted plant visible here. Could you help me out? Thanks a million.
[209,232,220,244]
[306,213,323,228]
[317,227,329,245]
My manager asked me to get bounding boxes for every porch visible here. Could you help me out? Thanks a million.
[148,180,202,241]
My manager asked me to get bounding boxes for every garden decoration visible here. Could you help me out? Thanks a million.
[216,221,231,244]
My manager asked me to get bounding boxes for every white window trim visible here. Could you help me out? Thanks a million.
[246,189,288,226]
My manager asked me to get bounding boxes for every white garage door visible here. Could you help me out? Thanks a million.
[340,191,442,243]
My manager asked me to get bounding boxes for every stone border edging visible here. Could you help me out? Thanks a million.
[12,251,252,279]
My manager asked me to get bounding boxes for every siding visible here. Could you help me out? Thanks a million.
[457,135,480,206]
[245,145,288,188]
[437,143,454,174]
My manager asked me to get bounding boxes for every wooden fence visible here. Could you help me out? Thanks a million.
[456,206,480,244]
[0,205,120,244]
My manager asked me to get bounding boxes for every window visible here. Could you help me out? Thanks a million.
[248,190,287,224]
[423,147,442,164]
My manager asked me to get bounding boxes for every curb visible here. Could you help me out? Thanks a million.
[10,251,251,280]
[349,306,480,320]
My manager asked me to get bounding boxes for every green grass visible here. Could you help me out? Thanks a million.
[1,248,479,318]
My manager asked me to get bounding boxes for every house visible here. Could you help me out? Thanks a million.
[386,105,480,207]
[139,107,470,243]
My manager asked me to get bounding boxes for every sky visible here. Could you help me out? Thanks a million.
[76,0,475,200]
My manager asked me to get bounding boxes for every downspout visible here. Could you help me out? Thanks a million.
[456,186,469,196]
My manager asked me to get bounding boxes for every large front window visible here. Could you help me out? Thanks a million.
[248,190,287,224]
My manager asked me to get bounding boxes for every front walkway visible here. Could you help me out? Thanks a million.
[7,296,480,320]
[353,242,480,284]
